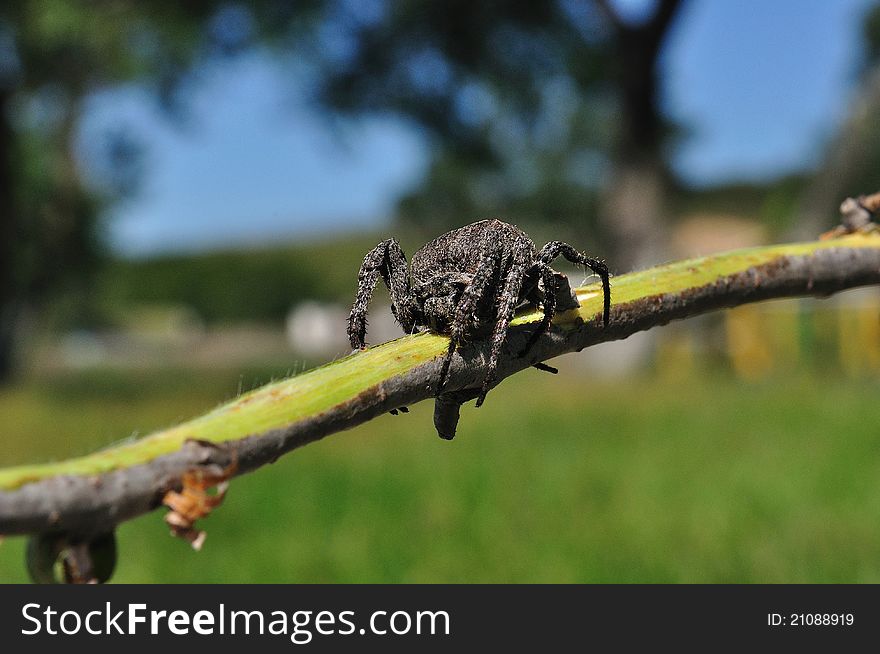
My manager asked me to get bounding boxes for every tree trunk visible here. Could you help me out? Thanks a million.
[0,87,19,384]
[600,157,667,273]
[596,0,683,273]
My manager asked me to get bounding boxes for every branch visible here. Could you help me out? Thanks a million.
[2,232,880,540]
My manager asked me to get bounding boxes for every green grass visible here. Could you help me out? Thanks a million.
[2,365,880,583]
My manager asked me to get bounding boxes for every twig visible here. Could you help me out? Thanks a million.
[2,232,880,538]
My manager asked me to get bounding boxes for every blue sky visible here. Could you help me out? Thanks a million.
[85,59,427,255]
[664,0,872,182]
[92,0,877,255]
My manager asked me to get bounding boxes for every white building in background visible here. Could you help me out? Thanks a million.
[286,301,412,357]
[285,301,349,356]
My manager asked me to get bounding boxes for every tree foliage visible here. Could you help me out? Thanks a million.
[308,0,683,235]
[0,0,321,379]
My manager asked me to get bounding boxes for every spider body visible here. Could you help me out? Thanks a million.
[347,219,610,411]
[408,220,537,335]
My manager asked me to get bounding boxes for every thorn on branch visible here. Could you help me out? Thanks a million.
[822,190,880,239]
[551,272,580,312]
[162,448,237,551]
[859,190,880,214]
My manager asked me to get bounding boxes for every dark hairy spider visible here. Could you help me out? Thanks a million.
[347,219,610,411]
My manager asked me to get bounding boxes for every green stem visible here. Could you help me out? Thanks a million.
[1,233,879,492]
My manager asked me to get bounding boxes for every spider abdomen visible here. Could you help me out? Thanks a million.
[410,219,536,283]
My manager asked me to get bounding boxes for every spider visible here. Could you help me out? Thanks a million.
[347,219,611,413]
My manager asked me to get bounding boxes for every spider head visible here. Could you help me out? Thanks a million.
[419,295,457,333]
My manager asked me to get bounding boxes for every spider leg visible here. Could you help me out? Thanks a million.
[436,248,500,394]
[538,241,610,326]
[517,263,557,359]
[475,240,533,407]
[347,238,412,349]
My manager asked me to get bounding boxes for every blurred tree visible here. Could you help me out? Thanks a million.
[865,1,880,65]
[795,2,880,237]
[0,0,687,381]
[312,0,684,270]
[0,1,325,382]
